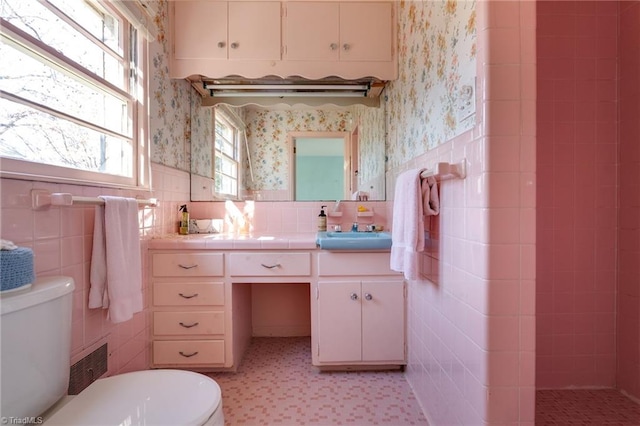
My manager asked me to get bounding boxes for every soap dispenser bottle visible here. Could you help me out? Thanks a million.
[317,205,327,232]
[179,204,189,235]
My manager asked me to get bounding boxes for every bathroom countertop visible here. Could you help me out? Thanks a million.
[148,232,318,250]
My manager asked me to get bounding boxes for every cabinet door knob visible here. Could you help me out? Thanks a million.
[342,43,351,51]
[179,321,200,328]
[217,41,226,48]
[179,351,199,358]
[230,42,239,49]
[364,293,373,301]
[350,293,358,300]
[330,43,338,50]
[178,293,199,299]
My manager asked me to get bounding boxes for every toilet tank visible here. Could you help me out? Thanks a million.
[0,276,75,419]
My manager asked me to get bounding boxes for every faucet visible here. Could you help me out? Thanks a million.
[351,222,359,232]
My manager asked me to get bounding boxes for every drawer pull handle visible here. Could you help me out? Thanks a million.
[179,321,199,328]
[178,293,199,299]
[178,264,198,269]
[364,293,373,301]
[350,293,358,301]
[179,351,199,358]
[261,263,281,269]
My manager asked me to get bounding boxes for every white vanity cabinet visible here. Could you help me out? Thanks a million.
[313,252,405,367]
[150,251,231,369]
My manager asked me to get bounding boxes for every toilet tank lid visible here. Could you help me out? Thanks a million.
[0,276,75,316]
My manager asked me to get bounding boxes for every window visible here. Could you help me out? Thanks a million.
[214,111,240,198]
[0,0,148,188]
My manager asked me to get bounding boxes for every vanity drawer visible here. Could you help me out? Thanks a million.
[153,282,225,306]
[153,340,225,365]
[317,252,401,276]
[153,311,225,336]
[152,253,224,277]
[228,252,311,276]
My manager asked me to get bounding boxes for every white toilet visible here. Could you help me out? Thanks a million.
[0,276,224,425]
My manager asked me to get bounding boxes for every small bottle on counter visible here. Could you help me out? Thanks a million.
[317,205,327,232]
[179,204,189,235]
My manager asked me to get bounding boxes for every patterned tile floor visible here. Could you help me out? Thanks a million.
[207,337,429,426]
[536,389,640,426]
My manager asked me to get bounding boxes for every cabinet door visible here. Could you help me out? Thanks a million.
[361,280,405,362]
[228,2,281,60]
[317,281,362,362]
[173,2,228,60]
[285,2,339,61]
[339,2,393,62]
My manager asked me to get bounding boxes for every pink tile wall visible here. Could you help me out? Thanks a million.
[0,163,190,378]
[390,2,537,424]
[536,1,619,388]
[617,0,640,401]
[189,200,388,234]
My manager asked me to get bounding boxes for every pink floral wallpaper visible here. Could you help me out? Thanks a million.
[384,0,477,169]
[189,93,213,178]
[149,0,191,171]
[352,104,387,195]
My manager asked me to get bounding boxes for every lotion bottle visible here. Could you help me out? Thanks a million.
[179,204,189,235]
[317,205,327,232]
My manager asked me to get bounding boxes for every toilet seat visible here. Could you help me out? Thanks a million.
[44,370,222,426]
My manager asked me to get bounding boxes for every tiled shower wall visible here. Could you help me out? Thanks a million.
[536,1,620,388]
[617,0,640,402]
[387,2,537,425]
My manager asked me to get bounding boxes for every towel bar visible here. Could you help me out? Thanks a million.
[31,189,157,210]
[420,161,466,181]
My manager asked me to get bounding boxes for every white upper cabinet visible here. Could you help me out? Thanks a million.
[170,1,396,80]
[285,2,393,62]
[173,2,227,60]
[339,2,393,62]
[228,2,282,60]
[173,1,281,61]
[284,2,340,61]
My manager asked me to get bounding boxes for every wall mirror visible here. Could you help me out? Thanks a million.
[190,101,386,202]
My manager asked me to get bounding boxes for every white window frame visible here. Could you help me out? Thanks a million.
[0,0,150,189]
[213,110,241,200]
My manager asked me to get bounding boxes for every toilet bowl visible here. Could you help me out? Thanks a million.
[44,369,223,426]
[0,276,224,426]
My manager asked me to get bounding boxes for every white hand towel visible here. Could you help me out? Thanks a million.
[390,169,425,280]
[89,196,142,323]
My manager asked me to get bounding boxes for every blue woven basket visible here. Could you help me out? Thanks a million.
[0,247,35,292]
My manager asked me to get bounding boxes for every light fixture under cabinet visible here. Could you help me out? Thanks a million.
[209,91,367,98]
[194,76,387,107]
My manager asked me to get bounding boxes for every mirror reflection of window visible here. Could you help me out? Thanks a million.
[214,111,240,197]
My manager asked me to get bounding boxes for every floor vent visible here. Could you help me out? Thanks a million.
[68,343,108,395]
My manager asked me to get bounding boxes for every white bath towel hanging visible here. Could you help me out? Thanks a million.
[89,196,142,323]
[390,169,425,280]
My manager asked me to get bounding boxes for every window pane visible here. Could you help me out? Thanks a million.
[1,0,125,89]
[49,0,121,54]
[0,42,130,136]
[0,98,133,177]
[215,120,233,141]
[221,157,237,178]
